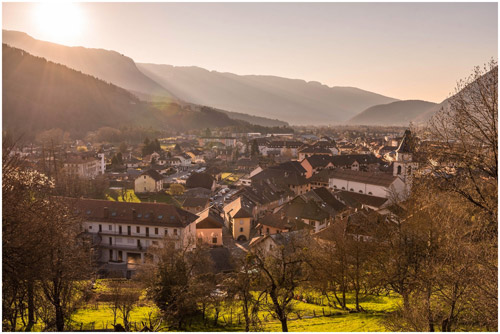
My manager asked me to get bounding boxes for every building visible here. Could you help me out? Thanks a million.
[63,154,101,179]
[186,172,216,191]
[328,169,406,199]
[223,197,254,241]
[134,169,164,193]
[298,146,333,161]
[182,197,210,214]
[393,129,418,184]
[199,137,237,147]
[195,207,224,246]
[278,196,331,233]
[76,199,199,277]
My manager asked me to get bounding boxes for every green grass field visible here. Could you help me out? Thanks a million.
[67,283,400,332]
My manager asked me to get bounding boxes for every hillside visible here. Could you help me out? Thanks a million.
[2,45,245,138]
[347,100,438,126]
[137,63,399,125]
[2,30,174,99]
[4,30,399,125]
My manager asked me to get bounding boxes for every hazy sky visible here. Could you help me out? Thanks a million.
[2,2,498,102]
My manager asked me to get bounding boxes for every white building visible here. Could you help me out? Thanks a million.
[76,199,199,277]
[328,169,406,199]
[63,155,101,179]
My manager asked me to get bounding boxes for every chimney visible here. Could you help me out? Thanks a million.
[132,209,136,220]
[103,207,109,219]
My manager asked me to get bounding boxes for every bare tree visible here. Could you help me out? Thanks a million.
[250,232,311,332]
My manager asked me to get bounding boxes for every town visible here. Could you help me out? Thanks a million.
[7,125,419,275]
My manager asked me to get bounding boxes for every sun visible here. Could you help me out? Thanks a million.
[33,2,84,45]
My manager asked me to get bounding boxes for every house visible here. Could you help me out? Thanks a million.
[124,156,141,169]
[182,197,210,214]
[186,149,205,163]
[249,230,309,256]
[184,187,212,198]
[301,187,348,217]
[278,196,331,233]
[223,197,254,241]
[199,137,237,147]
[333,190,389,211]
[330,154,383,172]
[134,169,164,193]
[186,172,216,191]
[63,154,102,179]
[75,199,198,277]
[300,155,336,178]
[231,178,294,215]
[328,169,406,199]
[174,153,192,170]
[298,145,333,161]
[195,207,224,246]
[251,167,309,196]
[255,212,312,236]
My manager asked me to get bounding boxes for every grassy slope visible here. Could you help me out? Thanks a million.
[68,285,400,332]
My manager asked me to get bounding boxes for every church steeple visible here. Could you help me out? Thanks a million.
[393,129,417,182]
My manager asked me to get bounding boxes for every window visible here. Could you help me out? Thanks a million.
[240,227,243,232]
[146,227,149,236]
[368,192,373,195]
[144,175,146,179]
[119,226,122,234]
[266,228,270,234]
[137,240,141,248]
[118,251,122,261]
[333,185,337,189]
[127,226,131,235]
[109,225,112,230]
[350,188,354,191]
[155,228,158,235]
[359,190,363,193]
[342,187,345,190]
[99,224,102,232]
[397,165,402,175]
[136,226,140,233]
[164,228,168,236]
[173,229,178,236]
[89,225,92,230]
[109,249,113,260]
[212,237,217,244]
[144,187,146,191]
[109,237,112,245]
[240,219,244,225]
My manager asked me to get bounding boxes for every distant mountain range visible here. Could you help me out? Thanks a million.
[3,30,399,125]
[2,44,265,138]
[137,63,399,124]
[347,100,438,126]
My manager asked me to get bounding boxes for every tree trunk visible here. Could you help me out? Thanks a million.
[25,280,35,332]
[55,303,65,331]
[280,316,288,332]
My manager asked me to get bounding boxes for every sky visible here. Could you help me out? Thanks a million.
[2,2,498,102]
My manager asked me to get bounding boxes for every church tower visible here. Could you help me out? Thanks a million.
[393,129,418,183]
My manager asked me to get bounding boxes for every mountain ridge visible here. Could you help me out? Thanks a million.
[347,100,438,126]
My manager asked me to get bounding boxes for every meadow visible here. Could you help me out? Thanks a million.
[68,280,400,331]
